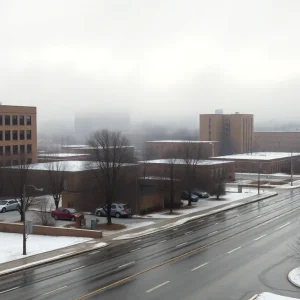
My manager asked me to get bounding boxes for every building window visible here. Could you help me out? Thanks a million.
[20,145,25,154]
[0,131,2,141]
[26,116,31,125]
[13,145,18,155]
[0,115,2,125]
[5,115,10,126]
[19,115,24,125]
[0,146,3,156]
[5,130,10,141]
[5,146,10,156]
[27,144,32,154]
[13,130,18,140]
[12,115,18,126]
[26,130,31,140]
[20,130,24,140]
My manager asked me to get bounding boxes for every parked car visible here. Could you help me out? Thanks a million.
[0,200,20,213]
[95,203,131,218]
[181,191,199,202]
[192,189,209,198]
[51,208,84,221]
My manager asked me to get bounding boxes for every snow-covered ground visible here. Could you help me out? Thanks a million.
[135,188,259,219]
[256,292,300,300]
[288,267,300,287]
[101,221,155,236]
[0,232,91,264]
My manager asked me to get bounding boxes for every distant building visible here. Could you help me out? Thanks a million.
[210,152,299,174]
[0,105,37,165]
[200,112,254,155]
[145,140,220,159]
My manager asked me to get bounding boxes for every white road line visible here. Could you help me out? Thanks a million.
[159,240,167,243]
[235,215,240,217]
[255,215,261,218]
[208,231,218,236]
[173,228,178,231]
[118,261,135,269]
[133,239,142,243]
[227,246,241,254]
[175,242,187,248]
[88,250,100,255]
[185,231,193,235]
[275,222,291,230]
[146,281,170,293]
[130,248,141,252]
[254,234,267,241]
[191,262,209,271]
[215,223,219,225]
[0,286,20,294]
[40,286,68,296]
[232,223,240,227]
[71,265,86,271]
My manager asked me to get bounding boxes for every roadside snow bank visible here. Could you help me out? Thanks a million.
[256,292,300,299]
[288,267,300,287]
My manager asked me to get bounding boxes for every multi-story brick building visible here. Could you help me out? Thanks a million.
[0,105,37,165]
[200,112,254,155]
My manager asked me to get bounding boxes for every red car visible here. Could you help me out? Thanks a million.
[51,208,83,221]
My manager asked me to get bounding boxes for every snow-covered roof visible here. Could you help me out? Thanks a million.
[139,176,180,181]
[147,140,218,143]
[61,145,134,149]
[10,161,136,172]
[38,153,89,158]
[213,152,300,161]
[140,159,233,166]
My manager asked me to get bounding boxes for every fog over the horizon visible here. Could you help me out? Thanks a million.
[1,0,300,128]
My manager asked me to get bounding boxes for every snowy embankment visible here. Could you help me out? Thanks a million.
[135,188,258,219]
[254,292,300,300]
[0,232,91,264]
[288,267,300,287]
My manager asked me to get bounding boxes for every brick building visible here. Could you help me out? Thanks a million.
[0,105,37,165]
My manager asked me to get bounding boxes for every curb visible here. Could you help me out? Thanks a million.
[288,267,300,288]
[0,243,108,277]
[113,192,278,240]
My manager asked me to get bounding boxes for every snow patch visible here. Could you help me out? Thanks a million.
[288,267,300,288]
[256,292,300,300]
[0,232,91,264]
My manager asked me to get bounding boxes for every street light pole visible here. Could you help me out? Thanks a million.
[22,184,44,256]
[291,150,293,186]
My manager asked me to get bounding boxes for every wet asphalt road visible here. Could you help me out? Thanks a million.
[1,189,300,300]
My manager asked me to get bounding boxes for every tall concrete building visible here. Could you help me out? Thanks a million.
[200,112,254,155]
[0,105,37,165]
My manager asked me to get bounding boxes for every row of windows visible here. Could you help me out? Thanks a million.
[0,158,32,166]
[0,130,31,141]
[0,115,31,126]
[0,144,32,156]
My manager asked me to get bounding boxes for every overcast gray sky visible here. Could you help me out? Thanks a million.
[1,0,300,126]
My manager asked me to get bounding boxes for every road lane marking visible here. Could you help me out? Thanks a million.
[130,248,141,253]
[88,251,101,255]
[40,286,68,296]
[275,222,291,230]
[215,223,219,225]
[118,261,135,269]
[191,262,209,271]
[255,215,261,218]
[235,215,240,218]
[232,223,240,227]
[254,234,267,241]
[159,240,167,243]
[173,228,178,231]
[71,266,86,271]
[0,286,20,294]
[185,231,193,235]
[133,239,142,243]
[227,246,241,254]
[146,281,170,293]
[175,242,187,248]
[208,231,218,236]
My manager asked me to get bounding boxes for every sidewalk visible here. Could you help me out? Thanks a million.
[0,190,277,276]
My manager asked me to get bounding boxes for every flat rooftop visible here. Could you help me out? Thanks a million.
[140,159,233,166]
[147,140,218,143]
[38,153,89,158]
[61,145,134,149]
[212,152,300,161]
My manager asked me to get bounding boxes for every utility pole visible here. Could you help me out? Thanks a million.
[291,150,293,186]
[22,184,26,255]
[257,164,261,195]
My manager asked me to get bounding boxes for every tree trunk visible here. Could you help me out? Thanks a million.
[106,200,112,225]
[54,197,59,210]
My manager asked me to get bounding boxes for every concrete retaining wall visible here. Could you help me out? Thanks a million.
[0,222,102,238]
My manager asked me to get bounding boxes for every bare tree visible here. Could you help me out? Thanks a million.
[209,168,226,200]
[33,197,55,226]
[165,157,177,214]
[87,130,134,225]
[182,142,202,206]
[46,160,68,210]
[7,158,36,221]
